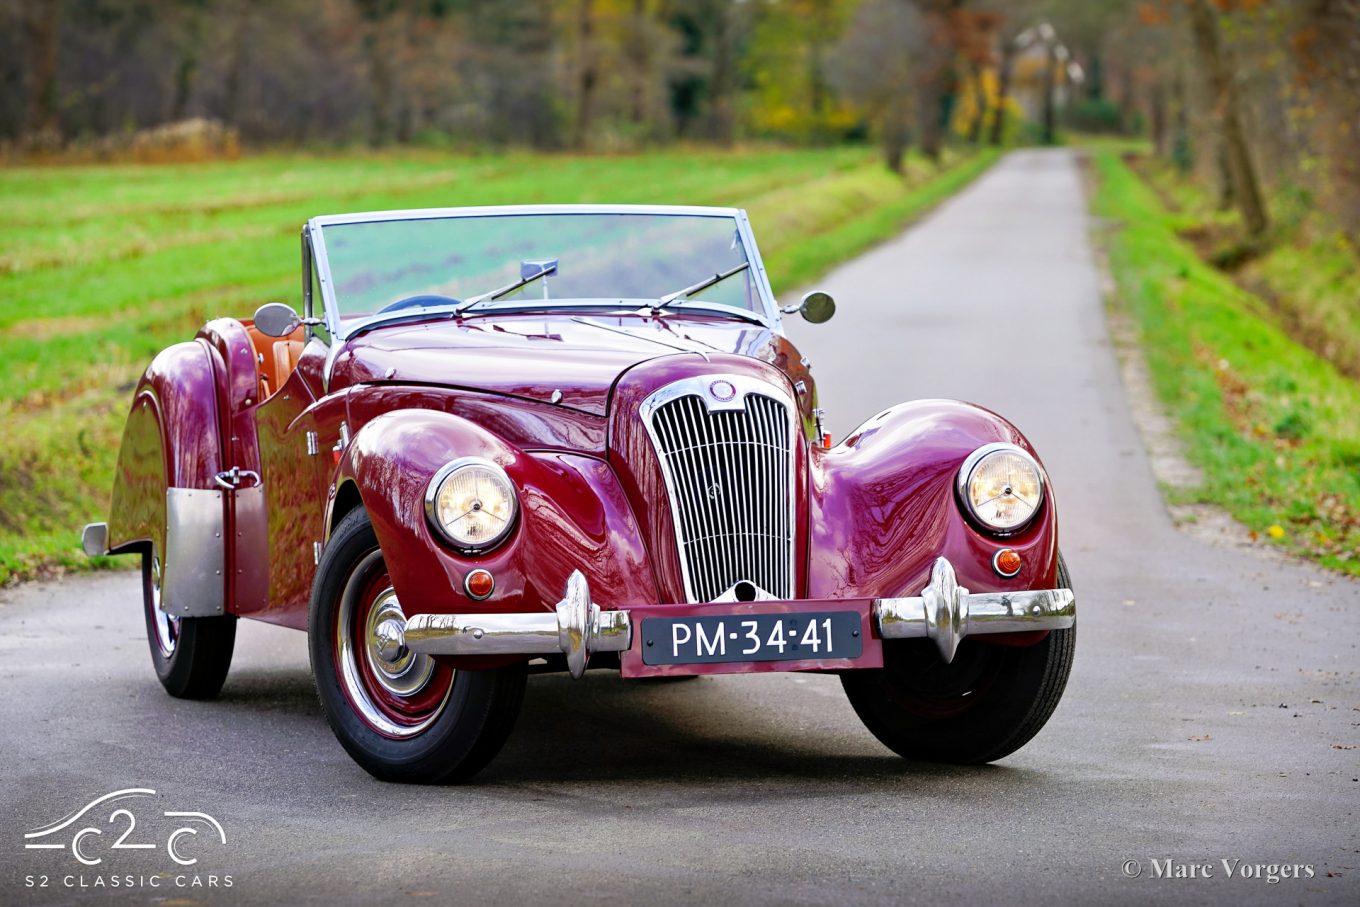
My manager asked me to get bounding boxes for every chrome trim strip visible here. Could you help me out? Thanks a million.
[734,208,781,331]
[639,374,797,603]
[162,488,225,617]
[81,522,108,558]
[311,203,745,228]
[875,557,1075,664]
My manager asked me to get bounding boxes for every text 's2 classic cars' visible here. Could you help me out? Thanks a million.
[84,205,1076,783]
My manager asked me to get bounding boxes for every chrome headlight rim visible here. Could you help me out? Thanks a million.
[423,456,519,554]
[955,442,1046,536]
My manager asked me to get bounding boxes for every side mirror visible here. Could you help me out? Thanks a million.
[782,290,836,324]
[253,302,302,337]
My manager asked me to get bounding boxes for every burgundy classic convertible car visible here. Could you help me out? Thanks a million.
[83,205,1075,783]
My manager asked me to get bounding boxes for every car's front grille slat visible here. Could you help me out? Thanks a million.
[644,379,794,603]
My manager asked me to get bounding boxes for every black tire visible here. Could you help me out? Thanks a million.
[841,554,1076,765]
[142,546,237,700]
[309,507,526,784]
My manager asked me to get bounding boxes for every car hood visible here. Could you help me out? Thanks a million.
[335,312,775,416]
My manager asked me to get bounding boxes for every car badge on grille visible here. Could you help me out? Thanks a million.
[707,482,722,500]
[708,380,736,402]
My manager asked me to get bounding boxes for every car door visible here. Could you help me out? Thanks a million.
[243,337,346,627]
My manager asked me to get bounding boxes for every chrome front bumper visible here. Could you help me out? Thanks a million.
[403,557,1075,678]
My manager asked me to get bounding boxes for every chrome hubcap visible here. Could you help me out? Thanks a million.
[362,591,435,697]
[336,552,450,738]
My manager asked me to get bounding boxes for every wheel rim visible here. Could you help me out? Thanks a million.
[148,551,180,658]
[335,551,454,738]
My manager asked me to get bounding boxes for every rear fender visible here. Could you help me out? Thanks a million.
[107,339,230,618]
[108,340,226,554]
[809,399,1059,613]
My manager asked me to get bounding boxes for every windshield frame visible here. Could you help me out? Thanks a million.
[305,204,781,341]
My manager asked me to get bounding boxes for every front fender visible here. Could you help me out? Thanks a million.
[332,409,656,629]
[809,398,1059,605]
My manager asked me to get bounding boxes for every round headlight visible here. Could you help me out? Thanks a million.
[957,443,1044,534]
[424,459,518,552]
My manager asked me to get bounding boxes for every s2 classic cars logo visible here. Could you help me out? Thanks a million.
[23,788,227,867]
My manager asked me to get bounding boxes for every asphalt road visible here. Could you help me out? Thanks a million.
[3,149,1357,906]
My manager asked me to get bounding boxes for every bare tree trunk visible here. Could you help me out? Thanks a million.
[966,58,985,144]
[1187,0,1268,235]
[359,0,396,147]
[1214,142,1235,210]
[627,0,648,127]
[1295,0,1360,245]
[1171,70,1193,172]
[708,6,737,145]
[222,3,251,128]
[367,34,392,146]
[572,0,598,149]
[1118,66,1136,133]
[914,6,950,163]
[171,4,205,121]
[882,97,911,174]
[807,0,832,123]
[1150,78,1168,157]
[989,41,1013,146]
[1040,43,1057,145]
[21,0,62,137]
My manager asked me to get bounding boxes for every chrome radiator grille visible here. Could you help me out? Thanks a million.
[641,377,795,603]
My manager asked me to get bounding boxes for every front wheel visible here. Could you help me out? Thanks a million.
[309,507,526,784]
[142,545,236,699]
[841,554,1076,765]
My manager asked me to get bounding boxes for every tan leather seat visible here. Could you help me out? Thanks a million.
[272,340,303,390]
[244,323,304,401]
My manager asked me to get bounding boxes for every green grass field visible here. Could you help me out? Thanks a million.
[1092,149,1360,574]
[0,145,997,584]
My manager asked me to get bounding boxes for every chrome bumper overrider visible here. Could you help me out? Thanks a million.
[402,557,1075,677]
[874,557,1075,664]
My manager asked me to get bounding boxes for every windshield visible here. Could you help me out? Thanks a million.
[316,211,763,326]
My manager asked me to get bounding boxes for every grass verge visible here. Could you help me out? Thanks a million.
[0,144,997,585]
[1091,149,1360,574]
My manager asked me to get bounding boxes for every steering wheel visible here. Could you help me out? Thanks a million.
[376,294,461,314]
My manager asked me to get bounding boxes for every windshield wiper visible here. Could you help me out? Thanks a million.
[653,261,751,310]
[456,259,558,315]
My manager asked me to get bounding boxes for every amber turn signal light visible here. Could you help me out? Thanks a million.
[464,568,495,600]
[822,433,832,449]
[993,548,1022,578]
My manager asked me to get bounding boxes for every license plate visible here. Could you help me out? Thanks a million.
[641,611,863,665]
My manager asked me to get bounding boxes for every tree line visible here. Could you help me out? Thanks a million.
[4,1,1357,241]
